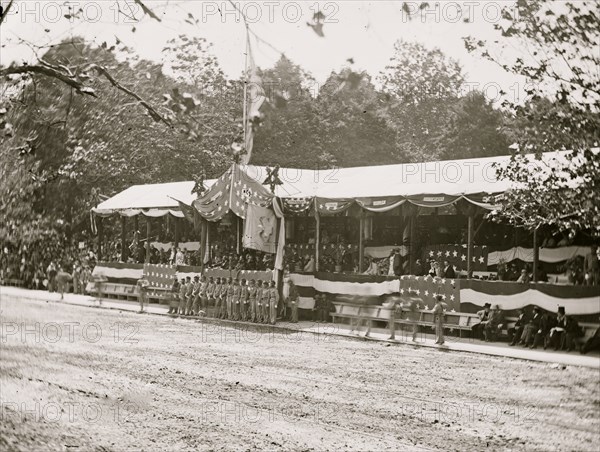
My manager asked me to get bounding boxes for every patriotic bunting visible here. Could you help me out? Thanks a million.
[399,274,460,312]
[316,197,354,215]
[423,244,488,271]
[143,264,177,297]
[282,198,312,214]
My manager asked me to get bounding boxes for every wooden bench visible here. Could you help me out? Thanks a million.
[86,282,139,302]
[394,310,480,338]
[86,282,173,304]
[2,278,25,287]
[332,302,480,339]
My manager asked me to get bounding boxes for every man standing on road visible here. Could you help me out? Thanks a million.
[168,277,180,314]
[55,266,72,301]
[136,273,150,313]
[432,295,446,345]
[46,261,57,292]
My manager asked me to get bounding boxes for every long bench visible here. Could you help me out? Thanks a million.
[85,282,139,301]
[331,302,480,339]
[2,278,25,287]
[85,281,173,304]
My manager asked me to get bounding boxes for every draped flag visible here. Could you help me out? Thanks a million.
[242,34,266,165]
[399,275,461,312]
[243,204,277,254]
[173,199,196,224]
[143,263,177,290]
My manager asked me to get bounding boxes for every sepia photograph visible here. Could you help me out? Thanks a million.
[0,1,599,450]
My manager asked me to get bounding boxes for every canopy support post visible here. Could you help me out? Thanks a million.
[533,227,539,282]
[358,212,364,273]
[97,216,103,262]
[120,216,126,262]
[237,216,243,255]
[174,217,180,248]
[467,214,474,278]
[315,207,321,272]
[409,214,416,276]
[200,218,207,273]
[146,217,151,263]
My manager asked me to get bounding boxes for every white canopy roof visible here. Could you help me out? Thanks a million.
[92,150,578,215]
[93,181,205,217]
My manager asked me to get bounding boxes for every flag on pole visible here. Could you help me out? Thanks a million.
[243,204,277,254]
[241,33,265,165]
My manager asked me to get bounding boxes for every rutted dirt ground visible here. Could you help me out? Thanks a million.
[1,298,599,451]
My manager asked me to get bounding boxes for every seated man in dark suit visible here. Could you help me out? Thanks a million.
[521,306,542,347]
[484,304,505,342]
[509,308,530,346]
[442,260,456,279]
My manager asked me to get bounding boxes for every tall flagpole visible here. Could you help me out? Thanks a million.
[242,26,249,160]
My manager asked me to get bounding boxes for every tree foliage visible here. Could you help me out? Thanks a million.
[463,0,600,235]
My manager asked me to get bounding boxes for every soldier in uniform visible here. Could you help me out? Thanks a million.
[205,276,215,316]
[178,277,187,315]
[213,278,223,318]
[268,280,279,325]
[254,280,263,323]
[168,277,180,314]
[225,277,234,320]
[231,278,241,321]
[248,279,258,322]
[219,277,229,319]
[199,275,209,314]
[184,276,195,316]
[261,281,270,324]
[288,280,299,323]
[240,279,249,321]
[191,275,201,316]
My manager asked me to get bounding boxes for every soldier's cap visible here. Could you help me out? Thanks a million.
[181,278,186,283]
[263,281,269,286]
[241,279,246,283]
[186,276,191,281]
[269,280,276,286]
[194,275,199,280]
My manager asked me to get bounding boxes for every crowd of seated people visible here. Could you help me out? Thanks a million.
[471,303,599,354]
[1,238,97,292]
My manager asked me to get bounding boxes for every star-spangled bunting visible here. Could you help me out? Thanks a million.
[143,263,177,295]
[399,275,460,312]
[423,244,488,271]
[283,198,312,214]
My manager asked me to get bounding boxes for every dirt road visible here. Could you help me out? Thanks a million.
[1,298,598,451]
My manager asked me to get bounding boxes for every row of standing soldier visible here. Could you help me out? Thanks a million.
[168,275,279,324]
